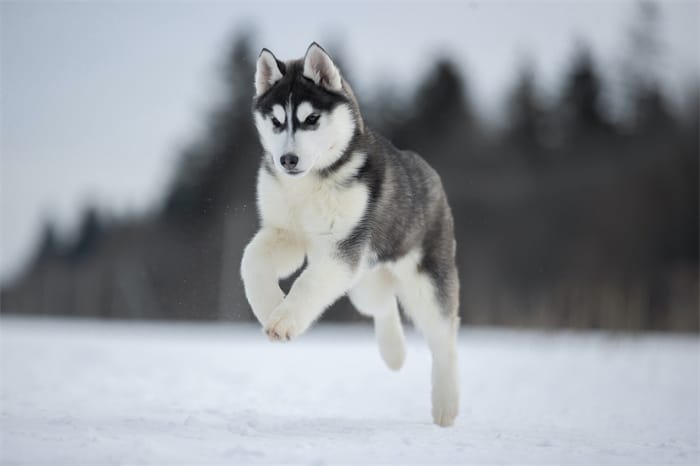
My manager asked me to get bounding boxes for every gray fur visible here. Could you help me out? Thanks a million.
[335,132,459,314]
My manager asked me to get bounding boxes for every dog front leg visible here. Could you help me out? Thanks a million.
[264,255,356,341]
[240,227,305,325]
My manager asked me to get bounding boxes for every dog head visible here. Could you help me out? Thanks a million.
[252,43,362,178]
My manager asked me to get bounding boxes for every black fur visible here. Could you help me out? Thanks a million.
[254,60,349,132]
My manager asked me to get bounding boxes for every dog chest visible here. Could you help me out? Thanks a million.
[258,169,368,238]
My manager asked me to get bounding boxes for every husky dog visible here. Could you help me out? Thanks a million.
[240,43,460,426]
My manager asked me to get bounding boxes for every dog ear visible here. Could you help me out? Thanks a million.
[255,49,284,96]
[303,42,342,92]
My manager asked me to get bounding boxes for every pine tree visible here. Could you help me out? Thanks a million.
[68,207,101,261]
[392,59,474,169]
[505,60,546,164]
[623,1,675,133]
[36,220,60,261]
[559,45,611,142]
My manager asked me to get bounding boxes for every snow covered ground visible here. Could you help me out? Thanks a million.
[1,317,698,465]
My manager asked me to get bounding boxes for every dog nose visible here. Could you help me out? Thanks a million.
[280,154,299,170]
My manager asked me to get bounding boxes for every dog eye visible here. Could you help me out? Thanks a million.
[270,116,283,128]
[304,114,320,125]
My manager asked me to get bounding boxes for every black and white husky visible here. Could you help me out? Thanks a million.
[241,43,460,426]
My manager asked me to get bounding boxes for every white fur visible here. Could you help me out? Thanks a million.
[272,104,286,125]
[265,247,356,341]
[240,228,305,324]
[254,103,355,176]
[348,267,406,370]
[251,162,369,340]
[257,153,368,237]
[297,104,354,171]
[296,102,314,123]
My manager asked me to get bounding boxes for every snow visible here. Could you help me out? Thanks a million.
[1,317,698,465]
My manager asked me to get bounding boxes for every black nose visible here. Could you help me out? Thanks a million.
[280,154,299,170]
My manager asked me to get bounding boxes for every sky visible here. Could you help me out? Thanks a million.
[1,0,698,284]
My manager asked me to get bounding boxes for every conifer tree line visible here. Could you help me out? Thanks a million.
[2,6,697,330]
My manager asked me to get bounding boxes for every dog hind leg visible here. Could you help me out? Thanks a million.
[348,267,406,371]
[394,256,460,427]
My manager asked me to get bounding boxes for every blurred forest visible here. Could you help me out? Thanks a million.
[2,5,698,331]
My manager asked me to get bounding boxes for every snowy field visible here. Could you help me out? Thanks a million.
[1,317,698,465]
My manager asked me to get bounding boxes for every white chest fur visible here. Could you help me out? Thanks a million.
[257,155,368,241]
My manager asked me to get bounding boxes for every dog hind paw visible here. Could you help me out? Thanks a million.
[431,387,459,427]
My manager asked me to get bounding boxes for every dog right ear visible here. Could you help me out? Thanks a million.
[255,49,284,97]
[303,42,342,92]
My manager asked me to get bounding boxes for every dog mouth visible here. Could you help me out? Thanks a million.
[283,169,305,177]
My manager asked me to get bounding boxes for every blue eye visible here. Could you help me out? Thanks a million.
[304,114,320,125]
[271,116,283,128]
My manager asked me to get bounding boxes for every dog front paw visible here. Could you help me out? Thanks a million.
[264,304,305,342]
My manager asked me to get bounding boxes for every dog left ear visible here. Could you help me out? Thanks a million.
[303,43,342,92]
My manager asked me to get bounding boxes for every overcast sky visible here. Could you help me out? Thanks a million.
[1,0,698,283]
